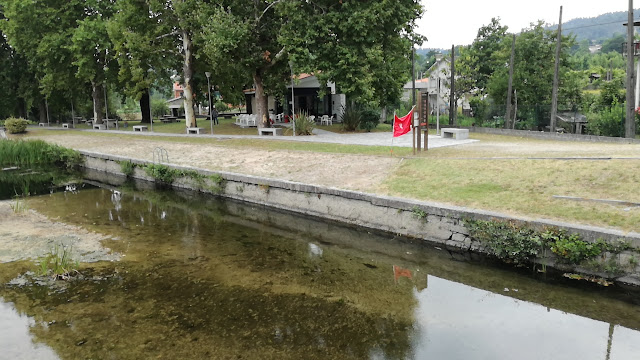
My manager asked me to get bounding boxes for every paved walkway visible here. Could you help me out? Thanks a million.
[38,125,477,149]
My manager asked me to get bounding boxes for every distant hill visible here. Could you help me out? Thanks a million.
[557,10,640,43]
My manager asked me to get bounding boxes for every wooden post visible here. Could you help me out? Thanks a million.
[421,92,429,151]
[626,0,636,138]
[550,6,563,132]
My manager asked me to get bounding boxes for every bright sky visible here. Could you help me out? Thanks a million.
[417,1,630,48]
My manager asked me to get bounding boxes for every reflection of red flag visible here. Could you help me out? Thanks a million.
[393,108,414,137]
[393,265,413,284]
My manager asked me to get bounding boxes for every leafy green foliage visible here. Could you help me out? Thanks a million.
[119,161,136,177]
[4,117,29,133]
[467,219,635,268]
[0,140,82,168]
[37,244,79,280]
[359,108,380,132]
[466,220,541,264]
[151,97,169,118]
[586,103,625,137]
[341,107,362,132]
[294,112,315,136]
[144,164,180,184]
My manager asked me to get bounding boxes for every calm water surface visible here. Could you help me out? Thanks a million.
[1,179,639,359]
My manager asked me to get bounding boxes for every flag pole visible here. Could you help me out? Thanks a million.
[391,110,396,156]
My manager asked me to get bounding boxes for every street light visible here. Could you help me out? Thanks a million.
[289,61,296,136]
[205,71,212,135]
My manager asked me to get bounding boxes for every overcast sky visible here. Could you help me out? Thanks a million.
[417,1,631,49]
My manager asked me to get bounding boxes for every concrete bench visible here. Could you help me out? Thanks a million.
[441,128,469,140]
[38,123,48,127]
[133,125,148,132]
[93,124,106,130]
[187,127,204,134]
[62,123,71,129]
[258,127,283,136]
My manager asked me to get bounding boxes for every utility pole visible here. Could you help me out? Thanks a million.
[626,0,636,139]
[505,34,516,129]
[449,44,455,126]
[550,6,563,133]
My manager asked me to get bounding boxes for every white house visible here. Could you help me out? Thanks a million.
[404,54,470,116]
[244,74,346,119]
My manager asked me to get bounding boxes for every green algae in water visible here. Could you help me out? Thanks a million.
[2,181,640,359]
[0,166,82,200]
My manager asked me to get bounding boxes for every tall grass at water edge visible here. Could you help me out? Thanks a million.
[0,139,82,168]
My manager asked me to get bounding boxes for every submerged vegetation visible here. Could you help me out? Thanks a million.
[0,139,82,168]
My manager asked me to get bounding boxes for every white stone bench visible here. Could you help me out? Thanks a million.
[258,127,283,136]
[441,128,469,140]
[62,123,71,129]
[38,123,47,127]
[187,127,204,134]
[133,125,148,132]
[93,124,106,130]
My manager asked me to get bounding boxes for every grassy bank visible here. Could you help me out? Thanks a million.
[21,129,640,231]
[0,139,82,168]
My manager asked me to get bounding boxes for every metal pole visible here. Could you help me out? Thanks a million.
[636,53,639,108]
[436,78,440,135]
[206,72,212,135]
[290,62,296,136]
[71,99,75,127]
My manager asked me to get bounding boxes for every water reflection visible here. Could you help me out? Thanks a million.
[2,178,639,359]
[0,300,58,360]
[412,276,640,360]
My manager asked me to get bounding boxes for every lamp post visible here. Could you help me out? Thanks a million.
[289,61,296,136]
[205,71,212,135]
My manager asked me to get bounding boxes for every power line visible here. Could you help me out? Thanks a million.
[558,18,640,32]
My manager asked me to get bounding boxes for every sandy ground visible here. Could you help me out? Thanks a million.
[0,201,120,263]
[32,134,403,191]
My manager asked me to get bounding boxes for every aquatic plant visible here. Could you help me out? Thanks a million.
[9,196,28,213]
[37,244,79,280]
[119,160,136,177]
[144,163,180,184]
[208,174,226,194]
[0,139,82,168]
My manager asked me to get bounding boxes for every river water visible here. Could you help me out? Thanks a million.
[1,178,639,359]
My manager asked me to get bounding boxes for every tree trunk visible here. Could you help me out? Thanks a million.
[140,89,151,124]
[253,72,269,128]
[181,29,196,128]
[38,99,46,123]
[92,81,104,124]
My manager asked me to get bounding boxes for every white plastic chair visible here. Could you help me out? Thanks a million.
[320,115,332,126]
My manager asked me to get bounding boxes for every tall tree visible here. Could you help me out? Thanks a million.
[487,21,574,128]
[108,0,180,124]
[282,0,424,109]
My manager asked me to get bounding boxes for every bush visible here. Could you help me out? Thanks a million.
[586,104,625,137]
[359,108,380,132]
[0,139,83,168]
[341,106,361,131]
[4,117,29,134]
[151,97,169,118]
[294,112,315,135]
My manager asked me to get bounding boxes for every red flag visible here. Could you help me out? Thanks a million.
[393,265,413,284]
[393,108,414,137]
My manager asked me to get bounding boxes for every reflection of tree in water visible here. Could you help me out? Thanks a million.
[2,262,414,359]
[17,184,418,358]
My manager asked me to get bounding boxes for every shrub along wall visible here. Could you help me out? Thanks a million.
[80,151,640,287]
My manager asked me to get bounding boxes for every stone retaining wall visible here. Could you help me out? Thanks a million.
[468,126,640,144]
[80,151,640,285]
